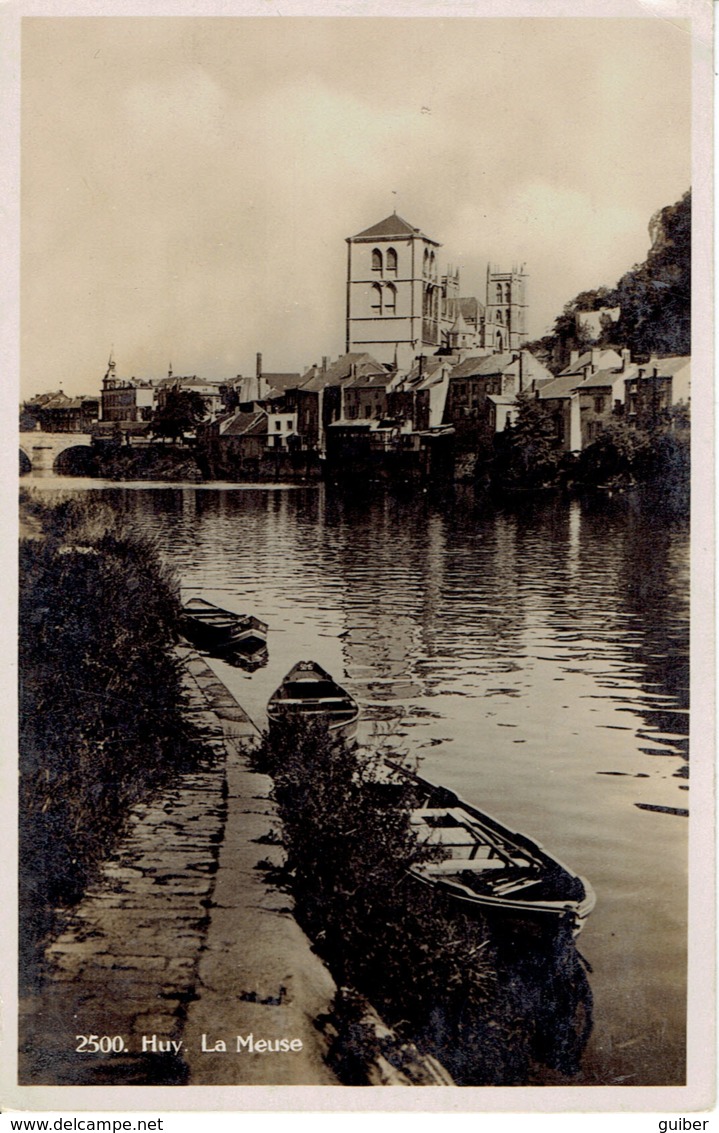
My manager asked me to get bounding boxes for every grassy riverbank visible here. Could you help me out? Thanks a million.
[19,491,206,988]
[254,718,593,1085]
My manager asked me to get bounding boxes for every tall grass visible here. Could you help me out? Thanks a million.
[19,493,204,987]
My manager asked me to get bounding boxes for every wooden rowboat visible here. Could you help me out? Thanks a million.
[181,596,268,661]
[401,771,596,939]
[267,660,359,738]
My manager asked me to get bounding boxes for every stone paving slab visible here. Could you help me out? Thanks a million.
[18,646,340,1088]
[180,655,340,1085]
[18,648,230,1086]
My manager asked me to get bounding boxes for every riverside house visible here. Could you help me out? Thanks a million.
[538,348,623,452]
[624,356,691,424]
[573,350,636,448]
[443,350,553,431]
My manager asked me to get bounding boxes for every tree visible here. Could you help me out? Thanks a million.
[529,190,691,371]
[493,392,562,489]
[152,388,209,443]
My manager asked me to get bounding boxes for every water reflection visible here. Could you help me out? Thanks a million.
[25,478,689,1085]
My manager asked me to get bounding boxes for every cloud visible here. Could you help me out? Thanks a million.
[19,16,692,395]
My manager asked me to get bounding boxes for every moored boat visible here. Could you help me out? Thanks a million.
[400,771,595,939]
[267,660,359,738]
[181,596,268,659]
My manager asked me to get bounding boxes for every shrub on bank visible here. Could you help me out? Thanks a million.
[254,717,593,1085]
[19,493,203,985]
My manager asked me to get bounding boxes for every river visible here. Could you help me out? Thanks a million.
[22,475,690,1086]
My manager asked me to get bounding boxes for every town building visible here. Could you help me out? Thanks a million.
[100,356,154,423]
[625,356,691,424]
[155,372,225,421]
[538,348,624,452]
[387,356,453,431]
[21,391,99,432]
[341,370,395,422]
[199,408,268,478]
[266,406,299,449]
[443,350,553,431]
[573,351,636,448]
[289,352,388,454]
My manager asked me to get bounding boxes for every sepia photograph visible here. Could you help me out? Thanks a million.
[5,1,714,1115]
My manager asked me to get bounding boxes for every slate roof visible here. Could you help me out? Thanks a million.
[573,366,637,391]
[444,296,484,323]
[639,355,690,376]
[36,393,72,409]
[448,309,472,335]
[156,375,223,390]
[220,410,267,437]
[447,353,513,380]
[300,353,387,391]
[343,371,393,390]
[262,373,301,392]
[486,394,517,406]
[558,349,622,377]
[349,212,439,245]
[27,391,64,407]
[459,296,484,322]
[538,375,584,400]
[402,357,448,387]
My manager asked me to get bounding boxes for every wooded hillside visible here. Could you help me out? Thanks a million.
[529,190,691,373]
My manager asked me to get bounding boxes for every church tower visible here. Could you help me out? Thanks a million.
[345,213,443,370]
[483,265,528,352]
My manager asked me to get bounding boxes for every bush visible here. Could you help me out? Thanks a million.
[254,717,593,1084]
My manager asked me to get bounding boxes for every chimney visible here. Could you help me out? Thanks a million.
[256,352,262,379]
[621,348,631,371]
[322,356,328,373]
[590,348,600,368]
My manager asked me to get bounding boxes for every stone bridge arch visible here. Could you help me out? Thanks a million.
[20,432,94,475]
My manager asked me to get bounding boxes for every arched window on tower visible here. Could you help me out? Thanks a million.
[385,284,397,315]
[386,247,398,276]
[496,309,503,324]
[430,251,436,278]
[370,283,383,315]
[504,282,511,303]
[372,249,383,274]
[423,249,429,276]
[496,283,503,303]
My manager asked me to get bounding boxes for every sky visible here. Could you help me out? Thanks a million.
[19,14,693,399]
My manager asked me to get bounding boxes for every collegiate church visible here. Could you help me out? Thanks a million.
[345,212,528,371]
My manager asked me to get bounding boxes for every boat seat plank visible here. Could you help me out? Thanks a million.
[491,878,539,896]
[419,828,477,846]
[421,859,508,874]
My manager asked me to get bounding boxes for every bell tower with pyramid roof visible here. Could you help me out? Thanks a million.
[345,212,444,370]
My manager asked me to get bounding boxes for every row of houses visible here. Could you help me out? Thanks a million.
[20,391,100,433]
[22,342,690,475]
[538,348,691,450]
[196,344,690,475]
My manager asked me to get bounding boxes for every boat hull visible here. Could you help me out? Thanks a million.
[267,661,359,739]
[181,598,268,658]
[402,773,595,940]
